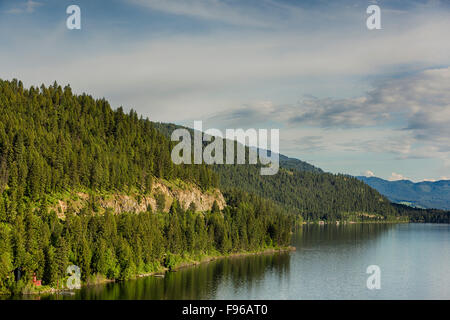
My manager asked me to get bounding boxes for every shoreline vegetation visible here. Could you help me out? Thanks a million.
[10,218,419,297]
[12,246,297,296]
[0,192,294,296]
[12,218,437,297]
[0,79,448,297]
[6,217,437,297]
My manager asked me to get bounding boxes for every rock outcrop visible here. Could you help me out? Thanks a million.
[52,180,226,218]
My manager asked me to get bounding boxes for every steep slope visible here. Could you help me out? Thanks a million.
[153,122,400,222]
[152,122,323,174]
[50,180,226,219]
[0,79,294,294]
[0,80,218,204]
[278,153,323,173]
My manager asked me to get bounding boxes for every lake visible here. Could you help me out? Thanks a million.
[33,223,450,300]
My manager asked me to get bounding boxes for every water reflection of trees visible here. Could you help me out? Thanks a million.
[45,224,395,300]
[50,252,291,300]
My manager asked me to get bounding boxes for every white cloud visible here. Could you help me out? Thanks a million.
[5,0,42,14]
[128,0,275,27]
[388,172,409,181]
[208,67,450,166]
[3,4,450,121]
[25,0,40,13]
[1,0,450,181]
[127,0,361,29]
[423,176,450,182]
[364,170,375,177]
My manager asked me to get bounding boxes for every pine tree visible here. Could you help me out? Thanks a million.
[54,237,69,285]
[43,245,57,286]
[211,200,220,213]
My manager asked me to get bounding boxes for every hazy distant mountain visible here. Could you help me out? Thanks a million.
[357,176,450,210]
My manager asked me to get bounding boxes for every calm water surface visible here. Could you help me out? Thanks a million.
[37,223,450,299]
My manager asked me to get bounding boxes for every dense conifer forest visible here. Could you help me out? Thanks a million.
[0,79,447,294]
[153,123,447,222]
[154,124,450,223]
[0,79,292,294]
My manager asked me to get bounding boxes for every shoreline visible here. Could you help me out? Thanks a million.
[169,246,296,272]
[302,220,409,225]
[14,246,296,296]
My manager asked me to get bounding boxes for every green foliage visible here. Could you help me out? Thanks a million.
[214,163,397,222]
[0,79,248,293]
[0,223,13,291]
[211,200,220,213]
[0,191,292,293]
[0,79,218,223]
[155,192,166,212]
[164,253,178,271]
[4,78,445,297]
[153,121,449,223]
[152,122,398,222]
[392,203,450,223]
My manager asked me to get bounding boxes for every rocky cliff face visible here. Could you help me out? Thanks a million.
[52,180,226,218]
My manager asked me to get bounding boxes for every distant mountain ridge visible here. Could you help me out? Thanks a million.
[357,176,450,210]
[153,122,404,221]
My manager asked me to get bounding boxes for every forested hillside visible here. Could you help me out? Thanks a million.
[154,122,450,223]
[154,122,399,221]
[0,79,293,294]
[278,153,323,173]
[0,79,447,295]
[215,165,396,221]
[152,122,323,174]
[391,203,450,223]
[0,79,218,206]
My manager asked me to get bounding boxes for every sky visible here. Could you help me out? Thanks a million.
[0,0,449,182]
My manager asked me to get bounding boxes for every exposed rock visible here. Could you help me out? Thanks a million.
[52,180,226,218]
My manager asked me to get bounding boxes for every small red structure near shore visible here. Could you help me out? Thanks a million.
[32,273,42,286]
